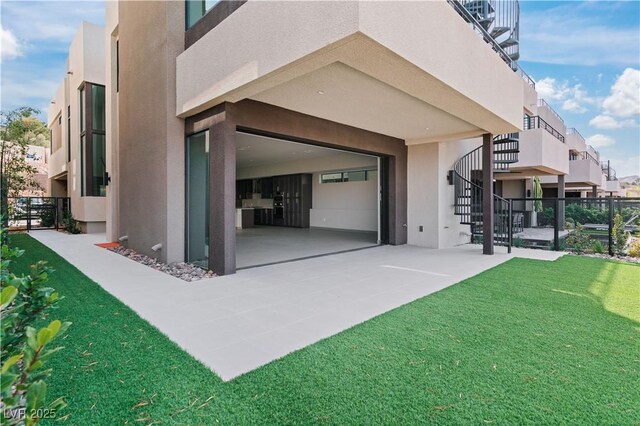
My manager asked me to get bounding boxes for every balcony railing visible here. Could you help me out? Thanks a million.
[537,99,564,123]
[567,127,585,143]
[446,0,535,89]
[570,150,599,165]
[523,116,565,143]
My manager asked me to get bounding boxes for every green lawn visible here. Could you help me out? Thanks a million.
[9,234,640,425]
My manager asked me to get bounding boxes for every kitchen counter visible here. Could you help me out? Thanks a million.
[235,208,255,229]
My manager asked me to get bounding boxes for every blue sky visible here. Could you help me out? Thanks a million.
[1,1,639,176]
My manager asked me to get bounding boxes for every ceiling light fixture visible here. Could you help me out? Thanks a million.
[317,90,325,95]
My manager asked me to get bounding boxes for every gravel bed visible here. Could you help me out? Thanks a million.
[107,246,216,281]
[572,253,640,264]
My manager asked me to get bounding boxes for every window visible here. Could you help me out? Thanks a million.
[320,170,376,184]
[186,131,209,266]
[79,82,106,197]
[186,0,220,28]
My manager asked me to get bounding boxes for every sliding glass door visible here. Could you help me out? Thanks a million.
[186,131,209,266]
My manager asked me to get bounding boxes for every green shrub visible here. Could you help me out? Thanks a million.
[565,217,575,230]
[565,203,607,225]
[565,224,593,254]
[628,239,640,258]
[592,240,605,254]
[39,208,55,228]
[611,214,628,256]
[513,237,525,248]
[537,207,555,227]
[62,211,81,234]
[1,226,71,424]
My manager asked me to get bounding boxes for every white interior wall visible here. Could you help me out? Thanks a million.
[237,152,378,232]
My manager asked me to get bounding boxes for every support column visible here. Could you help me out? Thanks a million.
[208,104,237,275]
[591,185,598,198]
[557,175,565,231]
[482,133,494,255]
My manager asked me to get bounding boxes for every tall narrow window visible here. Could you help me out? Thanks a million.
[79,82,106,197]
[186,131,209,267]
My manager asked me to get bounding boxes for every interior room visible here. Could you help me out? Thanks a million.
[234,132,380,268]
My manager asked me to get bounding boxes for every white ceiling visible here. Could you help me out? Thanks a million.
[251,62,479,141]
[236,132,375,169]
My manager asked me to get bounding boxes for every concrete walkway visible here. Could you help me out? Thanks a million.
[31,231,564,381]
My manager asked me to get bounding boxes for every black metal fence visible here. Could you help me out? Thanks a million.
[3,197,71,231]
[505,197,640,255]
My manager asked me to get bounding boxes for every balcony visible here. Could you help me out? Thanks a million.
[176,1,524,142]
[48,147,68,179]
[524,116,565,143]
[536,99,566,137]
[507,125,569,177]
[566,154,602,187]
[604,179,622,195]
[566,128,587,153]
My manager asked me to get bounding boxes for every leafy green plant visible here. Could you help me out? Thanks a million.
[592,240,605,254]
[537,207,555,227]
[565,224,593,254]
[1,226,70,425]
[512,237,525,248]
[611,213,628,256]
[62,211,80,234]
[38,208,55,228]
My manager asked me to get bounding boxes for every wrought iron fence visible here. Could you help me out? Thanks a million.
[505,197,640,256]
[3,197,71,231]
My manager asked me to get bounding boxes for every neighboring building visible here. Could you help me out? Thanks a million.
[23,145,49,196]
[47,0,623,275]
[47,22,106,233]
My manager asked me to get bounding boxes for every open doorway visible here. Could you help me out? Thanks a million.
[235,132,381,268]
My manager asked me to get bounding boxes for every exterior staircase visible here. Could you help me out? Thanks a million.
[451,133,520,247]
[456,0,521,61]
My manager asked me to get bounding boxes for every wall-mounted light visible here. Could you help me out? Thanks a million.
[67,71,73,75]
[151,243,162,252]
[317,90,325,95]
[118,235,128,242]
[50,101,55,104]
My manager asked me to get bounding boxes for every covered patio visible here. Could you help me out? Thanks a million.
[31,231,563,381]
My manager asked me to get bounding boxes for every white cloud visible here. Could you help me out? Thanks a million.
[601,68,640,118]
[586,134,616,148]
[602,156,640,178]
[536,78,597,114]
[0,26,21,61]
[520,3,640,66]
[562,99,587,114]
[589,114,637,129]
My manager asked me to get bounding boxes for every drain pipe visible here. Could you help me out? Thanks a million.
[118,235,128,242]
[151,243,162,252]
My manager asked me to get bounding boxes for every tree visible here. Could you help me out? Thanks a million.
[1,108,50,222]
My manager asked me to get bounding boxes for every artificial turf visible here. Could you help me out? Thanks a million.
[8,233,640,425]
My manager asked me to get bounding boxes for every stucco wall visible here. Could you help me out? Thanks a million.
[118,1,185,261]
[407,138,480,249]
[514,129,570,175]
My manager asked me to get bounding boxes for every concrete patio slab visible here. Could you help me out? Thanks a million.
[30,231,565,381]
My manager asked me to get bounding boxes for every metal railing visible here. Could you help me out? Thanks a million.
[567,127,585,143]
[506,197,640,255]
[3,197,71,231]
[537,99,565,123]
[523,116,565,143]
[451,134,522,252]
[446,0,535,89]
[570,150,600,165]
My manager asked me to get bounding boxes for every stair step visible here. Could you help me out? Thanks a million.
[500,37,518,48]
[490,26,510,38]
